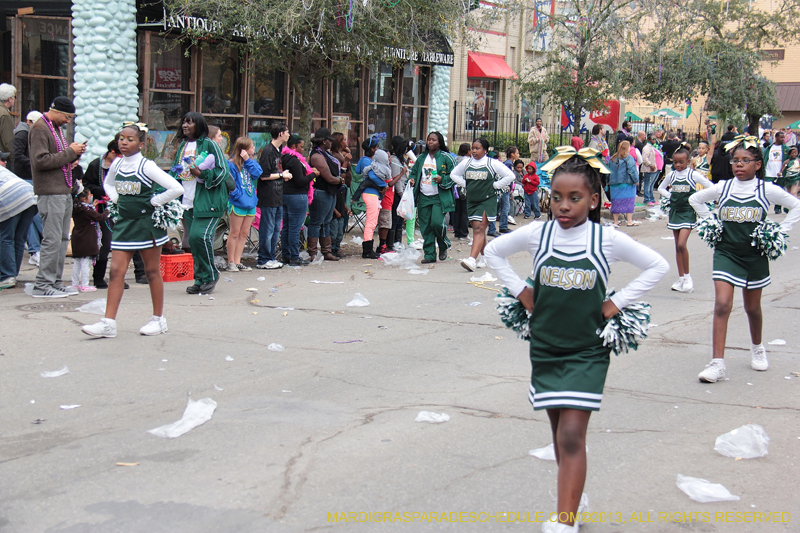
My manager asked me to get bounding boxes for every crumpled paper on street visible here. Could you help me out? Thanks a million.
[676,474,740,503]
[148,398,217,438]
[415,411,450,423]
[41,366,69,378]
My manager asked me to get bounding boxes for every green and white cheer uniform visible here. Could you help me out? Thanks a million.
[104,152,184,251]
[450,156,516,222]
[657,168,713,230]
[690,178,800,289]
[484,220,668,411]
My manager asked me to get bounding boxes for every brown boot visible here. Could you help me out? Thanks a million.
[306,237,319,261]
[320,236,339,261]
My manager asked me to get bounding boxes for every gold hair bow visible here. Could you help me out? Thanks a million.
[540,146,610,175]
[724,135,759,152]
[121,121,149,133]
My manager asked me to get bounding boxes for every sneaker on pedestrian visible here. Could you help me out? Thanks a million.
[487,232,498,238]
[78,285,97,292]
[647,202,657,207]
[499,228,512,234]
[670,277,684,291]
[541,519,579,533]
[267,260,284,269]
[255,262,270,269]
[82,318,117,338]
[236,263,252,272]
[477,256,487,268]
[226,261,239,272]
[698,359,726,383]
[32,285,69,298]
[750,344,768,371]
[524,215,530,219]
[680,274,694,293]
[460,257,476,272]
[0,277,16,289]
[54,282,79,295]
[28,252,40,266]
[140,315,168,336]
[508,215,517,225]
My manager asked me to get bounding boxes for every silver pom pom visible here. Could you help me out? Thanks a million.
[659,196,670,213]
[696,216,724,248]
[152,199,185,230]
[750,219,788,261]
[106,202,120,224]
[596,294,651,355]
[495,277,534,341]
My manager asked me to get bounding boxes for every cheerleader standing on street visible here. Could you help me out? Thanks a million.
[780,147,800,198]
[485,151,668,533]
[82,124,184,338]
[689,137,800,382]
[450,138,516,272]
[691,140,711,177]
[658,145,713,293]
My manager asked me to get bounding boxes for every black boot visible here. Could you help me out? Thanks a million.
[362,240,380,259]
[385,230,395,252]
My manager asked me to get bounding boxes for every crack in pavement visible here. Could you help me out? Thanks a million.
[605,387,800,411]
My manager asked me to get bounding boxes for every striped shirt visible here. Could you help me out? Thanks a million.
[0,167,36,222]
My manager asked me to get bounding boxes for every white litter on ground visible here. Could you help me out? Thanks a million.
[351,236,363,245]
[768,339,786,345]
[225,356,234,362]
[415,411,450,423]
[311,280,344,284]
[60,405,81,410]
[676,474,740,503]
[346,293,370,307]
[268,343,285,352]
[529,443,588,460]
[257,276,266,281]
[214,384,223,391]
[148,398,217,439]
[715,424,769,459]
[408,268,428,275]
[40,366,69,378]
[75,299,106,314]
[466,301,482,307]
[470,272,497,282]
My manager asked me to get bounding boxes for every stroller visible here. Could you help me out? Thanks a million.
[537,167,552,220]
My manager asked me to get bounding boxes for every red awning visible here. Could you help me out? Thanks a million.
[467,52,516,79]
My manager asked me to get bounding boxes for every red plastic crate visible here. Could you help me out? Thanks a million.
[160,253,194,282]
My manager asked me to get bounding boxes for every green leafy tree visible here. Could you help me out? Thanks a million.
[164,0,494,138]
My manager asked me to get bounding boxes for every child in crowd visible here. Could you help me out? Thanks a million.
[522,162,541,219]
[485,150,667,533]
[781,146,800,198]
[226,136,262,272]
[70,187,106,292]
[689,137,800,382]
[82,123,184,338]
[658,145,713,293]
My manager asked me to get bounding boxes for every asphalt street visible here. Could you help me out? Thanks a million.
[1,211,798,532]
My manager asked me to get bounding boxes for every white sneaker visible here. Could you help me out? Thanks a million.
[54,282,79,295]
[750,344,768,371]
[460,257,476,272]
[577,493,589,520]
[139,315,168,336]
[671,277,684,291]
[82,318,117,338]
[698,359,726,383]
[266,260,283,270]
[236,263,252,272]
[681,275,694,293]
[226,262,239,272]
[28,252,39,266]
[508,215,517,225]
[542,519,579,533]
[477,256,487,268]
[0,277,16,289]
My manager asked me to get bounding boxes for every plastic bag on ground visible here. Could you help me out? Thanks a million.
[528,443,587,460]
[714,424,769,458]
[408,268,428,275]
[415,411,450,423]
[676,474,740,503]
[41,366,69,378]
[214,256,227,270]
[24,283,34,295]
[346,293,370,307]
[148,398,217,438]
[310,252,324,265]
[351,236,363,245]
[470,272,497,283]
[299,250,311,261]
[381,246,422,269]
[267,343,285,352]
[76,299,107,315]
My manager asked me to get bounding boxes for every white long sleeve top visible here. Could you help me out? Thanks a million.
[689,178,800,231]
[484,221,669,311]
[104,152,184,206]
[450,155,516,190]
[657,168,713,199]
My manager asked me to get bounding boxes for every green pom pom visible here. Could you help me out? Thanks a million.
[106,202,120,224]
[495,277,534,341]
[659,196,670,213]
[596,293,651,355]
[696,216,723,248]
[152,199,185,230]
[750,219,788,261]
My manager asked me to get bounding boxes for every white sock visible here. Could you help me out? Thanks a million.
[102,318,117,325]
[751,343,764,350]
[684,273,692,280]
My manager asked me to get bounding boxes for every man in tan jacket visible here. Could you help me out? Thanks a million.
[640,134,659,206]
[30,96,87,298]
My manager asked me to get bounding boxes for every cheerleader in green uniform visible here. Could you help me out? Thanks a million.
[485,150,668,533]
[781,146,800,198]
[450,138,516,272]
[82,123,184,338]
[689,137,800,383]
[658,145,713,293]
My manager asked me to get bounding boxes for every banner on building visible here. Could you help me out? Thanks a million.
[560,100,620,133]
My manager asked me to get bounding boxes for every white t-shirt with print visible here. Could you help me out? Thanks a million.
[180,141,198,208]
[420,154,439,196]
[766,144,783,178]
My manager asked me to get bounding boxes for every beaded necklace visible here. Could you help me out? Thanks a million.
[42,114,72,187]
[241,165,254,195]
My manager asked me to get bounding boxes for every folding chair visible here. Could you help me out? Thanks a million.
[346,170,366,233]
[512,185,526,215]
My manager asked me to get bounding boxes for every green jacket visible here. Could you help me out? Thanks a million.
[170,136,231,218]
[409,150,456,213]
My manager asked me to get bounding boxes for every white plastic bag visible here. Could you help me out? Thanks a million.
[676,474,740,503]
[148,398,217,439]
[415,411,450,423]
[346,293,370,307]
[714,424,769,458]
[397,182,415,220]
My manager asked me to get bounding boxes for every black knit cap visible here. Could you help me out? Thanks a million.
[50,96,76,115]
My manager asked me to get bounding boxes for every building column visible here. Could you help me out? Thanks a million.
[428,65,452,141]
[71,0,139,165]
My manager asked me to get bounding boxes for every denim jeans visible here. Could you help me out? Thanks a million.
[642,172,659,204]
[524,192,541,217]
[0,205,37,279]
[258,205,283,264]
[330,212,348,253]
[281,194,308,261]
[488,191,510,233]
[307,189,336,239]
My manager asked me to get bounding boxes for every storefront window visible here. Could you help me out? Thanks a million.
[249,67,285,117]
[369,62,395,104]
[401,64,428,106]
[17,17,72,118]
[148,35,191,92]
[466,79,498,131]
[21,78,68,118]
[367,104,393,149]
[148,92,190,132]
[202,45,241,115]
[400,107,427,142]
[333,68,360,120]
[1,24,12,85]
[292,76,324,118]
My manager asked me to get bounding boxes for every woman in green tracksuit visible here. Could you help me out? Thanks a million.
[407,132,456,263]
[169,112,231,294]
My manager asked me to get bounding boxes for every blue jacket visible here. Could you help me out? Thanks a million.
[608,155,637,186]
[227,158,263,210]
